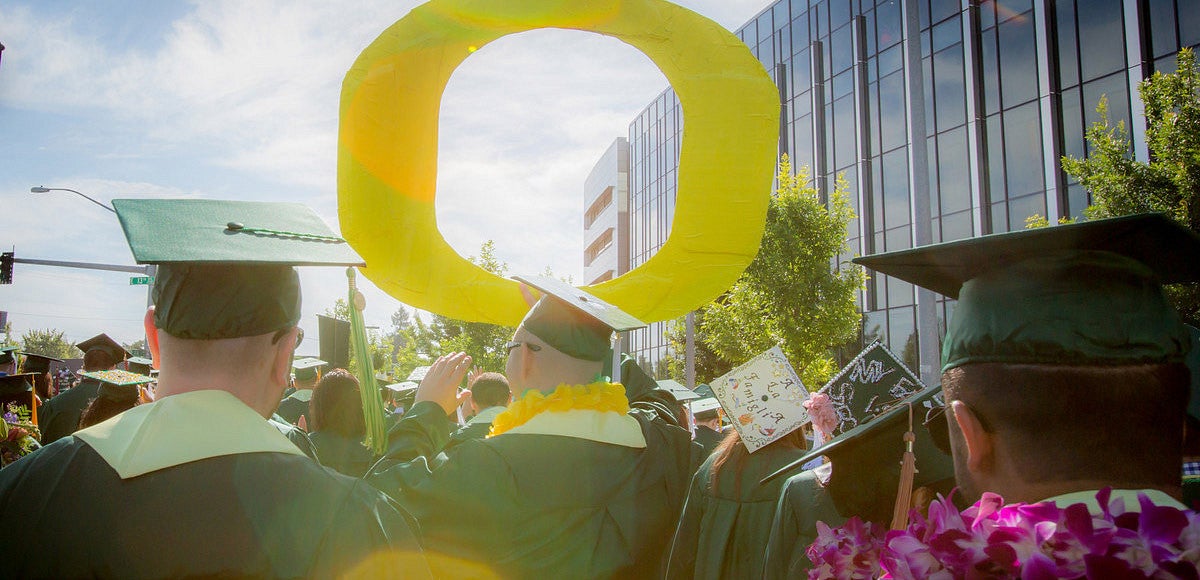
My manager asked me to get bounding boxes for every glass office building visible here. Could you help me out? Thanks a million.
[625,0,1200,377]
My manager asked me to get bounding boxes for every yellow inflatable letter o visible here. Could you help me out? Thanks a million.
[339,0,779,325]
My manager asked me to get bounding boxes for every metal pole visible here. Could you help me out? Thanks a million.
[13,257,147,274]
[685,311,696,389]
[902,0,942,387]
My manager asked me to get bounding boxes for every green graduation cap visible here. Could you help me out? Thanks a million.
[113,199,365,340]
[693,383,715,399]
[76,334,130,363]
[688,397,722,418]
[657,379,700,402]
[0,346,17,367]
[406,366,431,382]
[515,275,646,362]
[81,370,153,404]
[125,356,154,375]
[292,357,328,382]
[19,353,63,375]
[855,213,1200,372]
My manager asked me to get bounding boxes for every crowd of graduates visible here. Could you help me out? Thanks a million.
[0,201,1197,578]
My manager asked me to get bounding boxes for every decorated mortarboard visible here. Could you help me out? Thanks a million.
[0,346,17,366]
[125,356,154,375]
[855,213,1200,372]
[406,366,431,382]
[514,275,646,362]
[811,342,926,438]
[75,333,130,362]
[81,369,153,404]
[291,357,327,381]
[712,346,809,453]
[657,379,700,402]
[113,199,365,340]
[688,397,723,418]
[19,353,63,374]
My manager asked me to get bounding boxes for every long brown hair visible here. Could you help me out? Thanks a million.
[708,424,809,494]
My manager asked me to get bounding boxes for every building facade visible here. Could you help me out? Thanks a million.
[623,0,1200,377]
[583,138,631,286]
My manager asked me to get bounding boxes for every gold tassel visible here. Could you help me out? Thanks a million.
[891,403,917,530]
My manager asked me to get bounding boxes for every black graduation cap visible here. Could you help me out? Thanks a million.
[0,346,17,367]
[763,386,953,485]
[856,213,1200,372]
[113,199,365,340]
[75,333,130,362]
[0,374,35,410]
[515,275,646,362]
[19,353,63,374]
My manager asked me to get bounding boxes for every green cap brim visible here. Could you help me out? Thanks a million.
[113,199,364,340]
[855,214,1200,371]
[516,275,645,362]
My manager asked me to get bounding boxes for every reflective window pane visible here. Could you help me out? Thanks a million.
[834,94,857,170]
[937,126,971,213]
[1148,0,1178,58]
[931,0,958,24]
[986,114,1006,203]
[831,23,854,74]
[980,28,1001,115]
[932,17,961,52]
[1060,86,1085,161]
[879,71,908,151]
[998,12,1038,107]
[1056,0,1079,88]
[941,210,974,242]
[1083,72,1131,146]
[1003,102,1045,197]
[1008,193,1046,230]
[933,44,966,130]
[882,147,911,228]
[876,0,903,48]
[1077,0,1125,81]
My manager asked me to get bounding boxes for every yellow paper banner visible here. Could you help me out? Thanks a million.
[339,0,779,325]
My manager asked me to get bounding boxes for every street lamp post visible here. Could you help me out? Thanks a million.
[27,185,155,344]
[30,186,116,214]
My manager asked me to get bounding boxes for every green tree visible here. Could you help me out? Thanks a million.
[663,314,734,385]
[422,241,516,373]
[682,156,865,388]
[20,329,80,359]
[1,323,16,349]
[1061,48,1200,325]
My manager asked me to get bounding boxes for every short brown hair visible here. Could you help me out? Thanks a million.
[470,372,511,409]
[309,369,364,438]
[943,362,1188,489]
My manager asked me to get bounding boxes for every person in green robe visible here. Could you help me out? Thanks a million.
[688,397,724,460]
[276,356,327,424]
[857,213,1199,511]
[370,276,693,579]
[39,335,125,444]
[0,199,430,578]
[761,385,956,579]
[665,423,810,579]
[308,368,376,476]
[443,371,511,452]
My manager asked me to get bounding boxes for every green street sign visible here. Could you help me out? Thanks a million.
[129,276,155,286]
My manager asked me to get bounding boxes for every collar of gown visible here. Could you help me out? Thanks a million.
[74,389,305,479]
[467,405,506,426]
[1041,488,1187,512]
[501,408,647,448]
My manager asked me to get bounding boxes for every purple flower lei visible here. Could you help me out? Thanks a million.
[806,488,1200,579]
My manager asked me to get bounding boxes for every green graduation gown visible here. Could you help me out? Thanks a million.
[34,378,100,444]
[664,442,810,580]
[275,388,312,424]
[310,430,376,477]
[761,463,846,580]
[0,390,430,578]
[370,387,693,579]
[692,425,725,460]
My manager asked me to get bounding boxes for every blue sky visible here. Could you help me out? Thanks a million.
[0,0,767,349]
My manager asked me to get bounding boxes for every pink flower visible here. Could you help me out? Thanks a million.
[804,393,839,441]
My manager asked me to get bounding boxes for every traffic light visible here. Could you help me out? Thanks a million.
[0,252,11,285]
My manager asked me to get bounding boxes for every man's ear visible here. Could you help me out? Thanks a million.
[270,327,299,387]
[950,400,993,472]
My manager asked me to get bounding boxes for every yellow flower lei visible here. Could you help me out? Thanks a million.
[489,382,630,437]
